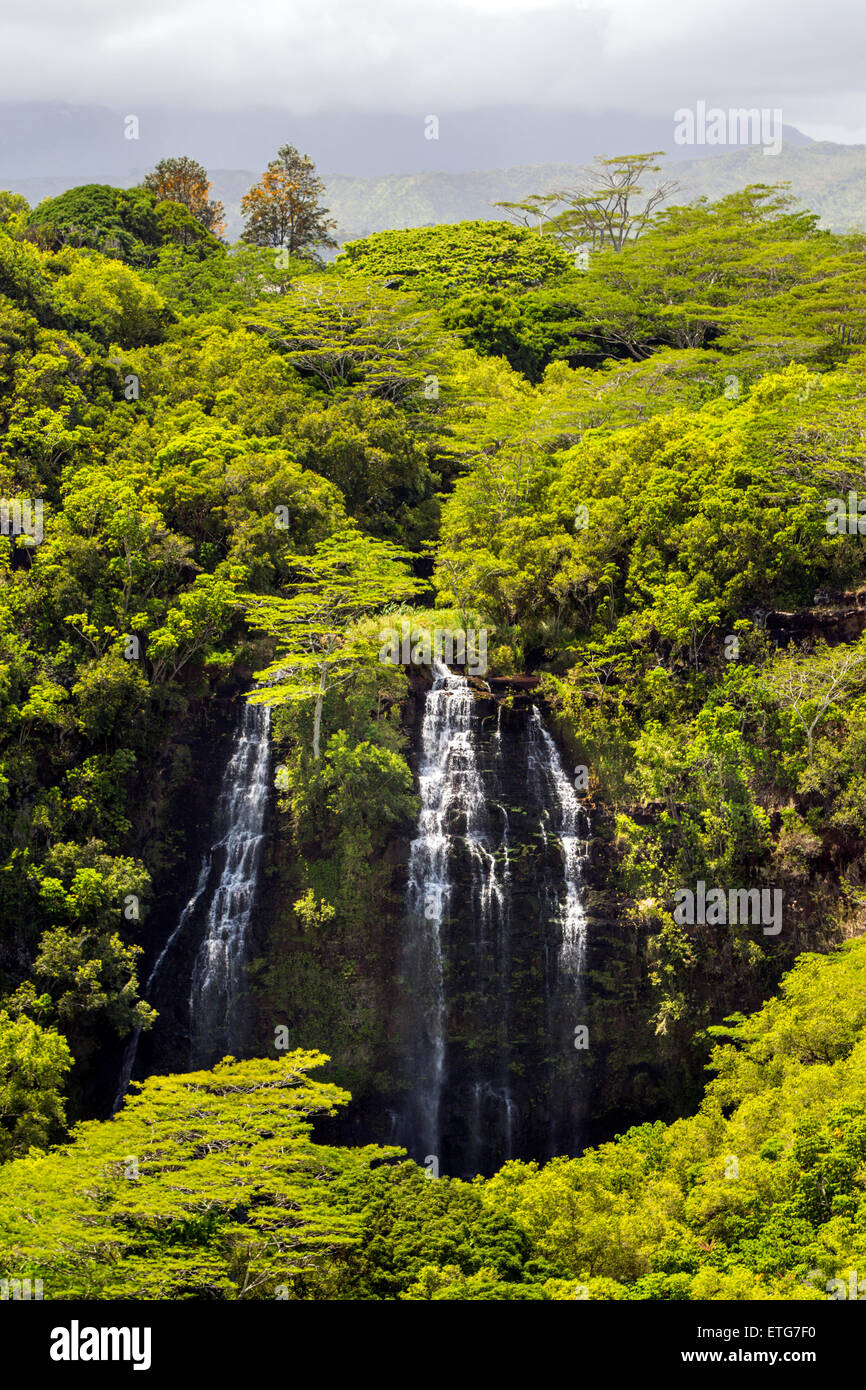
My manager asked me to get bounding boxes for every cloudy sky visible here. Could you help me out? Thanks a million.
[1,0,864,142]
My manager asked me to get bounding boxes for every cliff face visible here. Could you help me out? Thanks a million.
[134,670,852,1173]
[763,592,866,645]
[247,681,718,1175]
[108,681,252,1110]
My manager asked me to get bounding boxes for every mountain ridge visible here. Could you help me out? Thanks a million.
[6,142,866,244]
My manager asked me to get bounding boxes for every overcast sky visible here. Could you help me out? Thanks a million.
[2,0,865,142]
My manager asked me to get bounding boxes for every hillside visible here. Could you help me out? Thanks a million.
[323,143,866,242]
[3,164,866,1306]
[6,142,866,246]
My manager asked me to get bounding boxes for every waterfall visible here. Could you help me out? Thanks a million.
[403,659,511,1162]
[527,706,588,980]
[112,700,271,1112]
[526,704,590,1157]
[404,659,470,1159]
[189,701,271,1067]
[401,661,588,1175]
[111,861,210,1113]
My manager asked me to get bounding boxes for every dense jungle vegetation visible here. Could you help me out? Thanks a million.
[1,153,866,1299]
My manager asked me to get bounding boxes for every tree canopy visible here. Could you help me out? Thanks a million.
[3,150,866,1303]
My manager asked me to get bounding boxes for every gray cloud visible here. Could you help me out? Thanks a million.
[0,0,864,138]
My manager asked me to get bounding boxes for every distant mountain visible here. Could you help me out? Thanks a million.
[318,144,866,243]
[11,143,865,250]
[659,142,866,233]
[0,99,810,181]
[5,127,862,248]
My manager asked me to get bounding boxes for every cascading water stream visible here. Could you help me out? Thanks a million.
[401,661,589,1175]
[403,659,474,1159]
[112,860,210,1113]
[526,704,590,1157]
[527,706,588,981]
[189,701,271,1067]
[112,700,270,1112]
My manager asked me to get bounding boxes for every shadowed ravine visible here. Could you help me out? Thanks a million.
[114,673,588,1179]
[113,701,271,1110]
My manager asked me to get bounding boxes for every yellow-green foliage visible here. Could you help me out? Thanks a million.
[479,939,866,1299]
[0,1051,397,1299]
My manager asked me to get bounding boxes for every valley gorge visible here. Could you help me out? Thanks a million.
[115,659,729,1177]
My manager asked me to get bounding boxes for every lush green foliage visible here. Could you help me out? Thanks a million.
[0,187,449,1116]
[4,162,866,1301]
[476,937,866,1300]
[2,942,864,1299]
[0,1011,72,1159]
[339,220,572,297]
[26,183,223,267]
[0,1051,398,1297]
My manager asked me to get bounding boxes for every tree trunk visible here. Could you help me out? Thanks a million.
[312,664,328,761]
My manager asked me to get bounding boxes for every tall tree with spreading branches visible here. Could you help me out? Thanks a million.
[763,642,866,764]
[496,151,678,254]
[246,527,422,760]
[241,145,337,258]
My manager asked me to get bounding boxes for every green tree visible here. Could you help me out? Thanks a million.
[245,271,445,401]
[339,220,571,297]
[0,1052,399,1298]
[0,1011,72,1160]
[25,184,164,264]
[246,527,422,759]
[496,152,678,253]
[0,191,30,234]
[762,641,866,764]
[51,250,170,346]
